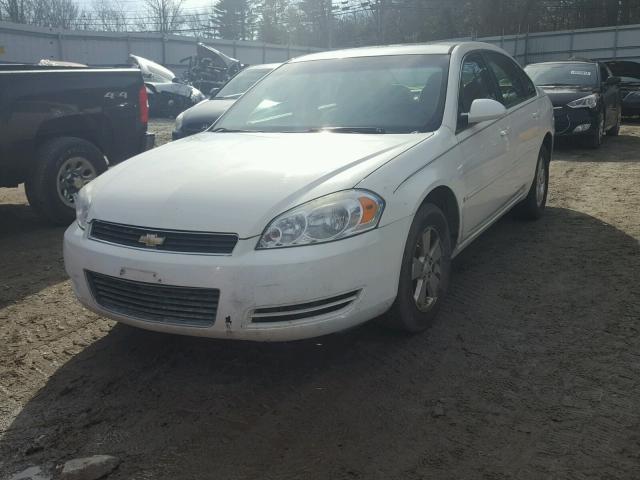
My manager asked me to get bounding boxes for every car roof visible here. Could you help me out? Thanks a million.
[289,41,502,63]
[246,63,281,70]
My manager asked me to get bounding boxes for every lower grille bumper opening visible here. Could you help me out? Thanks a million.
[252,290,360,323]
[86,271,219,327]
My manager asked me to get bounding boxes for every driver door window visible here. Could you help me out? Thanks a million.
[457,54,498,131]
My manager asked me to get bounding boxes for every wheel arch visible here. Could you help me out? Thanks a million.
[419,185,461,251]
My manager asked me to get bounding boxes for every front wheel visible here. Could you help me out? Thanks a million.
[26,137,107,225]
[586,113,605,148]
[514,145,550,220]
[607,109,621,136]
[380,203,452,333]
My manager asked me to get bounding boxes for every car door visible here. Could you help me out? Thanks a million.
[599,63,620,129]
[456,52,511,239]
[483,51,541,198]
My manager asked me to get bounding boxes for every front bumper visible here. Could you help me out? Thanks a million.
[553,106,599,136]
[63,219,410,341]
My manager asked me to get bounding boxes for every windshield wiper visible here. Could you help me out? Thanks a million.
[315,126,386,134]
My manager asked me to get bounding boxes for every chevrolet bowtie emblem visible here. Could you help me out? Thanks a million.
[138,233,165,247]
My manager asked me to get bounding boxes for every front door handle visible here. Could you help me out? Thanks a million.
[532,111,540,119]
[500,127,511,137]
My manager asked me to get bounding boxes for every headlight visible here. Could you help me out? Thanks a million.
[174,111,184,131]
[257,190,385,249]
[75,184,93,230]
[567,94,598,109]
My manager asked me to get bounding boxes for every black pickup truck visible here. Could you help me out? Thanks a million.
[0,65,154,224]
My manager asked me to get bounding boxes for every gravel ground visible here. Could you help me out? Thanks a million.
[1,122,639,479]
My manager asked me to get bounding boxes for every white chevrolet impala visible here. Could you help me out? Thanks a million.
[64,42,554,341]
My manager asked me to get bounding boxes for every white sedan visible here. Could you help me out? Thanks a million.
[64,42,554,341]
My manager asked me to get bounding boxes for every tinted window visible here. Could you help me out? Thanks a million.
[484,52,530,108]
[524,63,598,87]
[518,68,538,97]
[216,54,450,134]
[599,64,610,83]
[459,54,498,115]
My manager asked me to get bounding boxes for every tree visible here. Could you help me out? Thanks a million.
[259,0,289,44]
[139,0,185,33]
[212,0,258,40]
[91,0,127,31]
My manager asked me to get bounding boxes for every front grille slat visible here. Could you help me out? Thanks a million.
[92,283,218,309]
[252,290,360,323]
[87,271,218,327]
[97,291,217,316]
[90,220,238,254]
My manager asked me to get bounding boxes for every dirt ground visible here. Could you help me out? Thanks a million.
[1,122,639,479]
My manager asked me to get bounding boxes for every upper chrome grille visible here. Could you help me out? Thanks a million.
[90,220,238,254]
[86,271,219,327]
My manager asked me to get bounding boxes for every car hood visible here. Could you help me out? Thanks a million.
[88,132,429,237]
[540,87,597,107]
[181,98,236,129]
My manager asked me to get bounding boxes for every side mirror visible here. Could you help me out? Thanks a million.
[209,87,220,97]
[467,98,507,124]
[605,76,620,86]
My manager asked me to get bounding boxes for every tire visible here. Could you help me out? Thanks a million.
[607,109,621,136]
[380,203,452,333]
[26,137,107,225]
[514,145,550,220]
[585,112,604,148]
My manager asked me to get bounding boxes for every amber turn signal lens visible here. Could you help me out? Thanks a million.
[359,196,379,224]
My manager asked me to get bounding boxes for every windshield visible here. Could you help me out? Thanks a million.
[216,67,275,99]
[525,63,598,87]
[214,54,449,134]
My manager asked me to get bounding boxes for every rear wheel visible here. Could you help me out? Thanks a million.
[381,203,452,333]
[26,137,106,225]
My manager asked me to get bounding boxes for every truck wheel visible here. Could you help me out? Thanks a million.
[26,137,106,225]
[380,203,452,333]
[514,145,550,220]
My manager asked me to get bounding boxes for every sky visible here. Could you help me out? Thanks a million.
[75,0,215,16]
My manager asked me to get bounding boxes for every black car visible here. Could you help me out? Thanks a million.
[606,60,640,117]
[172,63,280,140]
[525,60,622,148]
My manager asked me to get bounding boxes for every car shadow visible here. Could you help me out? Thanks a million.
[0,202,68,309]
[2,207,639,479]
[554,126,640,162]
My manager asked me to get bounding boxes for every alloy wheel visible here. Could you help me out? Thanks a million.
[57,156,97,208]
[411,226,442,312]
[536,155,547,207]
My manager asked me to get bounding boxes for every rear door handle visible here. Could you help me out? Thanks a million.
[532,111,540,119]
[500,127,511,137]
